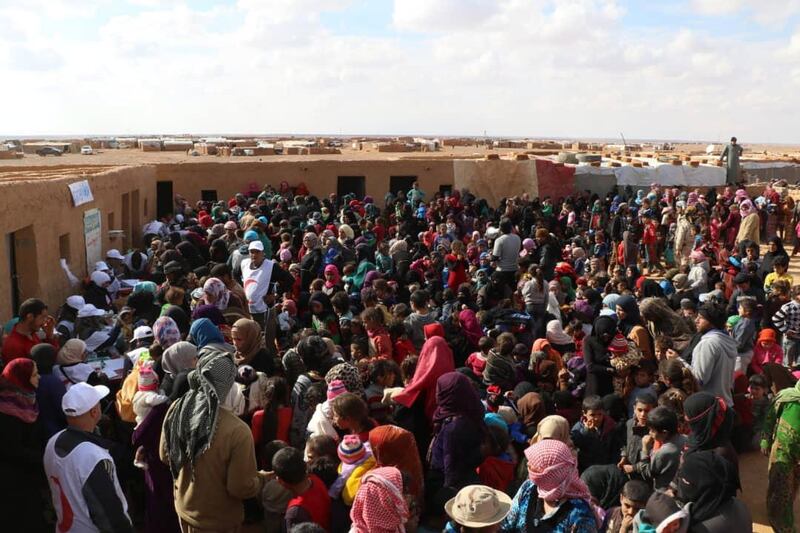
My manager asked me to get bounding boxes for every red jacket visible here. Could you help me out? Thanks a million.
[477,456,515,492]
[287,475,331,531]
[2,325,58,364]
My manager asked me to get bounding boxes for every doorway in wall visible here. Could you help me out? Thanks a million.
[337,176,366,199]
[156,181,174,219]
[7,226,39,316]
[201,190,218,202]
[389,176,417,197]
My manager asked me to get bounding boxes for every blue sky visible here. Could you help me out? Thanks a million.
[2,0,800,142]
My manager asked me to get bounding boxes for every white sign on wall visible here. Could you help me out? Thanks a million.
[83,208,102,272]
[69,180,94,206]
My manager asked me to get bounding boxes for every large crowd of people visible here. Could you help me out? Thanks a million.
[2,179,800,533]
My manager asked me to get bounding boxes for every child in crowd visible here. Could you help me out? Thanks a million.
[361,307,392,360]
[571,395,622,472]
[364,358,398,424]
[639,492,687,533]
[251,377,292,460]
[477,418,516,492]
[627,361,658,417]
[619,393,657,477]
[638,407,686,490]
[132,364,168,469]
[304,434,339,464]
[751,328,784,374]
[388,320,416,365]
[764,255,793,294]
[306,380,345,443]
[466,336,493,378]
[749,373,771,449]
[404,290,436,350]
[603,479,653,533]
[260,440,293,533]
[732,297,757,373]
[329,435,376,505]
[400,355,418,386]
[272,447,331,532]
[330,392,375,442]
[349,337,369,362]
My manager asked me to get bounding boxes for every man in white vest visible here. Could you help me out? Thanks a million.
[43,382,133,533]
[241,239,295,329]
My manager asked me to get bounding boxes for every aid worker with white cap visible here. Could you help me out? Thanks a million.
[43,383,133,532]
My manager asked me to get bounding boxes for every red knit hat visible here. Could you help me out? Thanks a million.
[608,333,629,354]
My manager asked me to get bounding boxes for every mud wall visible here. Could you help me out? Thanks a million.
[453,159,539,205]
[0,165,156,321]
[155,160,457,205]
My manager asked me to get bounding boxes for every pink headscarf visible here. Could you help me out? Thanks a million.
[393,337,455,421]
[525,440,593,506]
[349,467,409,533]
[459,309,483,347]
[202,277,230,310]
[739,199,754,217]
[324,264,341,289]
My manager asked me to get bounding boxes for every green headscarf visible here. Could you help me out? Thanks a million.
[775,379,800,407]
[560,276,575,301]
[352,261,376,290]
[133,281,158,295]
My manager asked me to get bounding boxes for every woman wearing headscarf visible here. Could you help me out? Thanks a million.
[308,291,341,345]
[189,317,229,351]
[532,415,575,450]
[160,348,264,531]
[161,341,198,401]
[684,392,738,469]
[0,358,48,532]
[458,309,483,351]
[322,264,342,296]
[200,277,245,313]
[501,439,598,532]
[393,336,456,463]
[30,343,66,438]
[352,261,377,292]
[349,466,410,533]
[675,451,751,532]
[369,425,425,508]
[546,319,575,355]
[176,240,205,270]
[736,199,760,246]
[759,236,790,282]
[154,316,182,350]
[191,304,226,326]
[517,392,546,439]
[299,232,324,289]
[531,338,566,373]
[85,270,113,311]
[230,318,273,374]
[583,316,617,397]
[128,281,161,326]
[133,371,181,533]
[614,294,654,361]
[428,372,486,509]
[639,297,693,353]
[53,338,98,390]
[761,378,800,532]
[163,305,191,338]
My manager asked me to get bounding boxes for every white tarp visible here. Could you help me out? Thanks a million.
[574,163,725,186]
[614,164,725,186]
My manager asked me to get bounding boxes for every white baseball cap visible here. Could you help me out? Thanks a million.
[106,249,124,260]
[62,382,110,417]
[66,295,85,311]
[133,325,154,341]
[248,241,264,252]
[77,303,105,318]
[94,261,110,272]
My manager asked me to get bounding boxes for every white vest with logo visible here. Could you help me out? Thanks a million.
[43,429,129,533]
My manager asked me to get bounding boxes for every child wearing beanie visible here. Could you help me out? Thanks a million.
[132,364,168,426]
[132,364,168,469]
[306,379,347,446]
[328,434,376,505]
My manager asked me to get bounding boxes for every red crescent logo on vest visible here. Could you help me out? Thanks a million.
[50,476,74,532]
